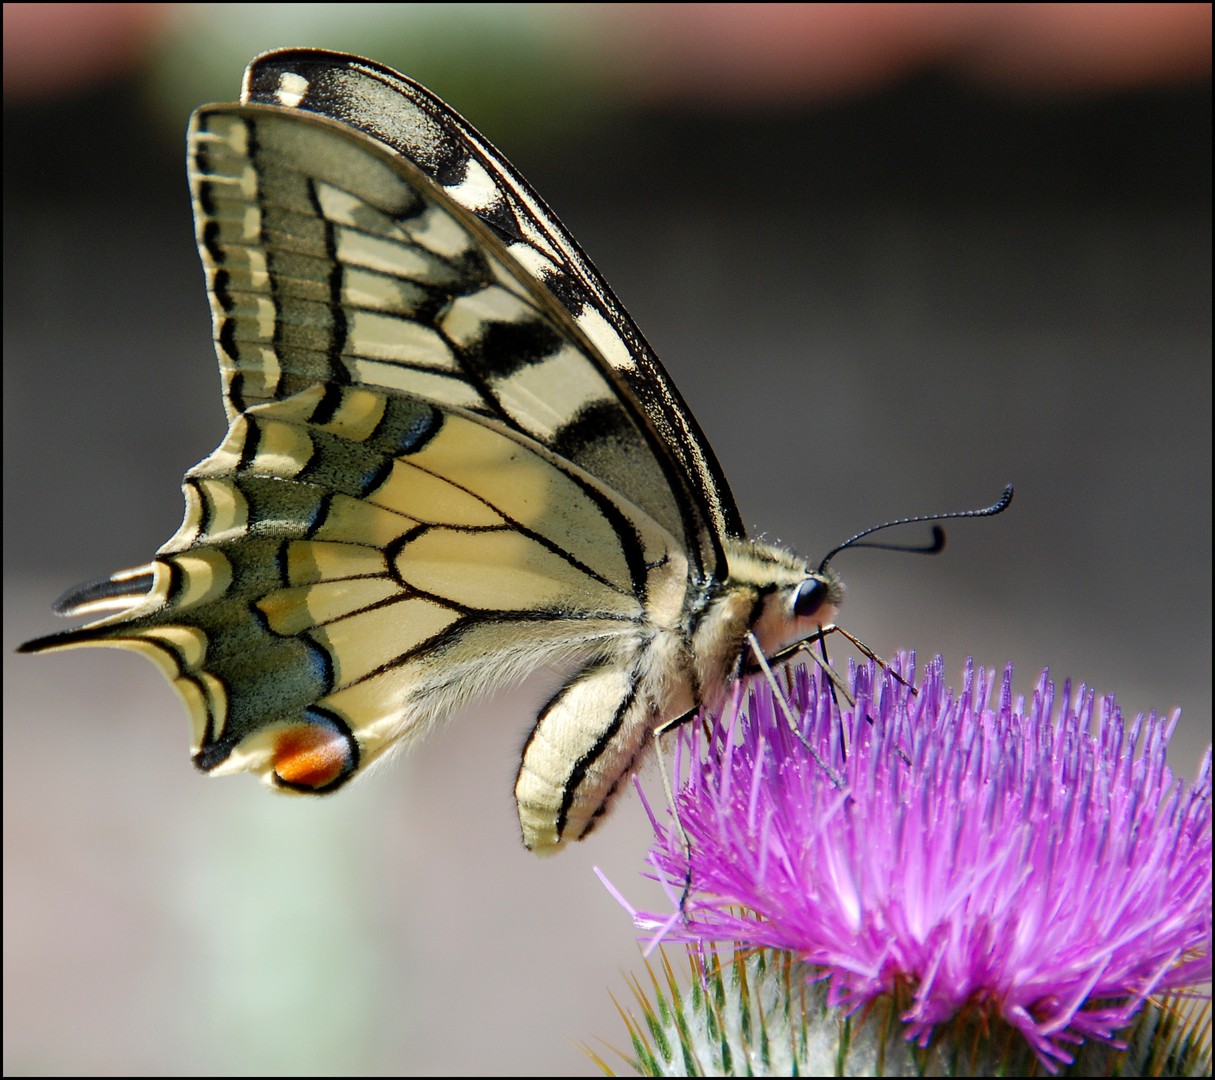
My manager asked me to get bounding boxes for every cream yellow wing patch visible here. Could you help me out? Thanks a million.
[20,50,759,853]
[29,375,686,795]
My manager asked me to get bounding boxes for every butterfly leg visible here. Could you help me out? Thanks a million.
[791,624,916,696]
[763,624,914,694]
[762,627,916,762]
[652,696,714,912]
[760,625,851,701]
[746,633,846,789]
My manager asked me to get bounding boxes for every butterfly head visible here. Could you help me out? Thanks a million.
[763,564,846,656]
[718,539,844,663]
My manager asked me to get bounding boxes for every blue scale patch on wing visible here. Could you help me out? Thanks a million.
[25,376,686,790]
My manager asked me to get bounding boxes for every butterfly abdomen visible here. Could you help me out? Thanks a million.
[515,627,696,852]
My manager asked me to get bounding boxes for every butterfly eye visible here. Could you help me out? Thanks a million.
[793,577,829,619]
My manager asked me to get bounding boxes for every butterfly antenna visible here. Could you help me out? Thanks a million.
[818,483,1014,573]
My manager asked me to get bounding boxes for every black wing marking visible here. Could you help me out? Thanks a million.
[240,48,745,571]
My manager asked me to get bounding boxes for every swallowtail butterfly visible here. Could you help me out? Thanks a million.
[22,49,1003,852]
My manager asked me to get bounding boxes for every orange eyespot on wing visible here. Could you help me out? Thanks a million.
[271,719,359,792]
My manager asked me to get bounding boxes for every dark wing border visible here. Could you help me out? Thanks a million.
[239,48,745,572]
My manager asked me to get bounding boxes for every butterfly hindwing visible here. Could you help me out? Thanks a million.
[36,373,691,796]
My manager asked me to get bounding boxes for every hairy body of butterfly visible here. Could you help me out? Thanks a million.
[21,50,843,853]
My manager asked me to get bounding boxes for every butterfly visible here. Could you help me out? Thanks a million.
[20,49,1007,853]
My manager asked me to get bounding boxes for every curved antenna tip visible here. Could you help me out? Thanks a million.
[818,482,1015,571]
[990,484,1015,514]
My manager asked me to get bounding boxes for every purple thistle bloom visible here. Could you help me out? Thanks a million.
[628,656,1212,1070]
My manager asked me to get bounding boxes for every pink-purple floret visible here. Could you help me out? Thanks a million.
[633,656,1212,1069]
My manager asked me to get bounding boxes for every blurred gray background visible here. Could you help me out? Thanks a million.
[5,4,1210,1076]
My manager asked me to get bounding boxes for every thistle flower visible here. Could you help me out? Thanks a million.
[611,657,1211,1074]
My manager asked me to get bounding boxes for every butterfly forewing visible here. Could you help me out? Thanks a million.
[239,49,743,571]
[193,105,701,567]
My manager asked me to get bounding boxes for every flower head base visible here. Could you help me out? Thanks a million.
[632,657,1212,1070]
